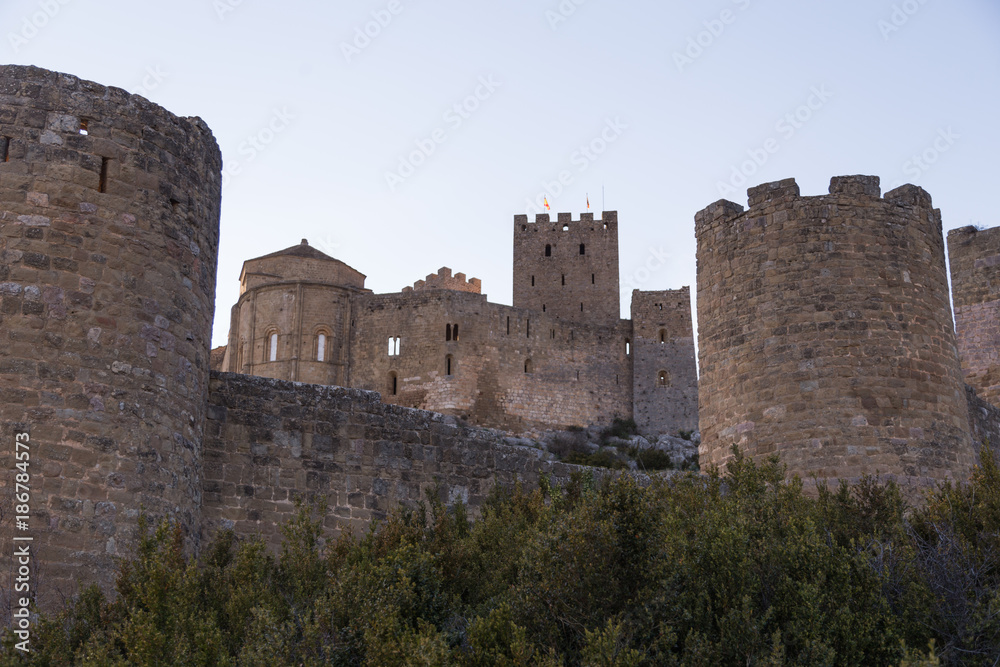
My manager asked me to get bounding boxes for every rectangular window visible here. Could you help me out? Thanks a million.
[269,333,278,362]
[526,319,530,338]
[317,334,326,362]
[1,137,10,163]
[99,157,110,193]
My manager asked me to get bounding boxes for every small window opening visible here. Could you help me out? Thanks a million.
[268,332,278,362]
[453,324,459,341]
[545,244,551,257]
[1,137,10,162]
[446,354,454,376]
[591,273,595,285]
[98,157,110,193]
[657,303,663,310]
[389,372,398,395]
[562,224,569,231]
[659,329,667,344]
[524,359,533,374]
[317,333,327,362]
[626,339,631,355]
[506,316,510,335]
[542,304,546,312]
[550,329,555,339]
[580,303,584,312]
[170,198,180,213]
[79,119,89,136]
[446,324,452,341]
[526,319,530,338]
[576,370,580,381]
[570,330,574,341]
[657,371,669,387]
[561,274,566,286]
[616,374,619,385]
[603,223,608,230]
[388,336,400,356]
[579,243,585,255]
[521,224,527,231]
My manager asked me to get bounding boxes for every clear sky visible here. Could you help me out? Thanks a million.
[2,0,998,348]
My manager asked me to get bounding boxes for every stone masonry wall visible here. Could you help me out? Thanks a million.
[202,371,649,549]
[966,385,1000,465]
[948,225,1000,407]
[0,65,222,609]
[631,288,698,438]
[696,175,976,491]
[513,212,620,326]
[348,289,633,431]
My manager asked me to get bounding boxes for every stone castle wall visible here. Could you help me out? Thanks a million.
[696,175,976,490]
[948,225,1000,406]
[0,65,222,607]
[513,212,620,325]
[201,371,651,549]
[631,288,698,437]
[348,289,634,431]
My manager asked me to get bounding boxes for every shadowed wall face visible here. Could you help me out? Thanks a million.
[948,225,1000,408]
[0,65,222,608]
[696,176,975,491]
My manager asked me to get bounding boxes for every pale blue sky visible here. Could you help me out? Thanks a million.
[2,0,998,347]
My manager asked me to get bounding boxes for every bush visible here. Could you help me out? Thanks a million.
[632,448,673,471]
[5,450,999,665]
[602,417,638,442]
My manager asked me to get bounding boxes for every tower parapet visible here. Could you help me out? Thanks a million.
[402,266,481,294]
[512,211,620,324]
[0,65,223,607]
[696,175,975,490]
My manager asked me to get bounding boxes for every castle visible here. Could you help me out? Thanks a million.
[1,65,999,611]
[210,212,698,437]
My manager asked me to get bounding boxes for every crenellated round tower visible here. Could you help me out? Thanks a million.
[0,65,222,607]
[695,175,976,490]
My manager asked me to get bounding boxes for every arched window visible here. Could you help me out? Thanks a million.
[659,329,667,344]
[524,359,533,374]
[316,331,329,362]
[545,244,551,257]
[388,336,400,356]
[446,324,452,341]
[453,324,459,341]
[266,331,278,362]
[579,243,585,255]
[446,354,454,376]
[657,371,670,387]
[389,372,398,396]
[625,339,631,356]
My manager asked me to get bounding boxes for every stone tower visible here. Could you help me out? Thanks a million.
[948,225,1000,407]
[512,211,620,324]
[695,175,975,490]
[221,239,367,386]
[631,287,698,438]
[0,65,222,606]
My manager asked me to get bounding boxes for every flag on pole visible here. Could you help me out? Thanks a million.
[587,194,590,210]
[544,197,550,211]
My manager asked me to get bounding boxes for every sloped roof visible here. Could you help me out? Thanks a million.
[249,239,338,263]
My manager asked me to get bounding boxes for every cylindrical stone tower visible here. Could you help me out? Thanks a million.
[696,175,975,490]
[0,65,222,607]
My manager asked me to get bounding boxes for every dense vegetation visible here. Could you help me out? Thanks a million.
[2,449,998,666]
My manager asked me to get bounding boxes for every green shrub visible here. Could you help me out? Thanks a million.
[6,448,1000,665]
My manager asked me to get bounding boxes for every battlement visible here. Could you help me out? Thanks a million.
[514,211,618,230]
[402,266,482,294]
[696,176,937,231]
